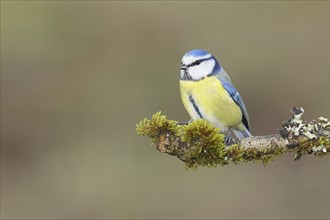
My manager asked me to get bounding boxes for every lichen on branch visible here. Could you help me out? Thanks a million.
[136,107,330,169]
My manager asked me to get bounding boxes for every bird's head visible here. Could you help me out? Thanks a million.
[180,49,221,81]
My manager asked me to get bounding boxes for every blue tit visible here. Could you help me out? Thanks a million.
[179,49,251,142]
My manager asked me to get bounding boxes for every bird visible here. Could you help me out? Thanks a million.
[179,49,251,143]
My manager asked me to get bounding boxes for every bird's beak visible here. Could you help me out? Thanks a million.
[180,63,187,70]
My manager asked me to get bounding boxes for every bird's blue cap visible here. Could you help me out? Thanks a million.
[185,49,211,57]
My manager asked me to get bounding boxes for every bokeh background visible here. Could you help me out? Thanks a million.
[1,1,329,219]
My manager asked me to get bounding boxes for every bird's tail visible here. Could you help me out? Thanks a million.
[233,126,251,140]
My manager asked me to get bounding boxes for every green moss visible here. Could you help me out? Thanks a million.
[136,111,180,144]
[181,119,226,169]
[224,143,285,165]
[136,112,329,169]
[290,136,330,160]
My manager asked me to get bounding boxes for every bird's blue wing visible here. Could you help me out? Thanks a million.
[219,78,250,131]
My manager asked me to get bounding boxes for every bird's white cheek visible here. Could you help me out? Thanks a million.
[202,59,215,73]
[189,60,215,80]
[189,68,205,80]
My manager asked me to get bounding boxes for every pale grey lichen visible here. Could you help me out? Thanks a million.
[312,145,325,153]
[280,107,330,143]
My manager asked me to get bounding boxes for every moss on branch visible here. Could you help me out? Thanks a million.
[136,108,330,169]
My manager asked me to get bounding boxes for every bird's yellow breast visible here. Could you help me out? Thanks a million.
[180,76,243,132]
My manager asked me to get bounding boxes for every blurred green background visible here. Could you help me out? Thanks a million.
[1,1,329,219]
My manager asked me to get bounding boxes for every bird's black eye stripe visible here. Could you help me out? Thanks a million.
[194,60,201,65]
[187,60,202,67]
[187,57,212,67]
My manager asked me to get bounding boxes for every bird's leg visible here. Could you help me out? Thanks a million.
[224,128,235,145]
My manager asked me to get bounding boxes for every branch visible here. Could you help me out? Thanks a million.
[136,107,330,169]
